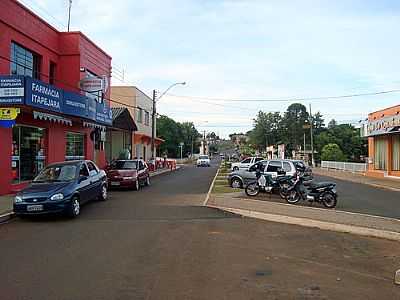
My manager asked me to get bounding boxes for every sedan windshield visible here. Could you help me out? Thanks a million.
[199,156,209,160]
[111,161,138,170]
[33,165,77,182]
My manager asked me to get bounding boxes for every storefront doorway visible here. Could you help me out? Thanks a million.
[12,125,46,183]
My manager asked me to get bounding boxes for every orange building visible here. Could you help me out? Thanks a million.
[366,104,400,178]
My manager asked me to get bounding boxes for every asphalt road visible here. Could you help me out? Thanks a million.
[0,160,399,300]
[314,174,400,219]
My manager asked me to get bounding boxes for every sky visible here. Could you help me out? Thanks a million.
[19,0,400,138]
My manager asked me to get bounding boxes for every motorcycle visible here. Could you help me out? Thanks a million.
[285,174,337,208]
[245,169,294,199]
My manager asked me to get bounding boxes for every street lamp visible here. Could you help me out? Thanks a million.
[151,82,186,159]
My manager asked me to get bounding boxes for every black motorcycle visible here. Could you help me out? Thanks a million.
[245,169,294,199]
[285,175,337,208]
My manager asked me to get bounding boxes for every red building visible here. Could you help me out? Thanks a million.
[0,0,113,195]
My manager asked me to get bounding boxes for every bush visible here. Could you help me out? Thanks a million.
[321,143,346,161]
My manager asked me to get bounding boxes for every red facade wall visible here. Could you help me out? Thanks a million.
[0,0,112,195]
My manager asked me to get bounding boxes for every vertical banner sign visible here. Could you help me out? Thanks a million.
[0,76,25,104]
[95,101,113,125]
[25,78,63,113]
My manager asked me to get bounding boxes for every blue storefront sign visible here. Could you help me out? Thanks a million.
[0,76,113,126]
[63,91,88,118]
[0,75,25,104]
[25,77,63,113]
[95,100,113,125]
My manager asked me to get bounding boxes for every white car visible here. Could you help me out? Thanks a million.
[231,157,264,171]
[197,155,211,167]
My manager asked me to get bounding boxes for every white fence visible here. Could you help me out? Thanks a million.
[321,161,367,173]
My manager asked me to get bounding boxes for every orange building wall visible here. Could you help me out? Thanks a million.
[367,105,400,178]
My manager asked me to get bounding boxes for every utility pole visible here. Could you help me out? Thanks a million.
[303,132,306,160]
[67,0,72,32]
[151,90,156,160]
[191,135,194,158]
[309,103,314,167]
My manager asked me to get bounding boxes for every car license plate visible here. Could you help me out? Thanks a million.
[111,181,120,186]
[27,205,43,212]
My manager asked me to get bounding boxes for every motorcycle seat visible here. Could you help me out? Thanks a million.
[309,181,335,189]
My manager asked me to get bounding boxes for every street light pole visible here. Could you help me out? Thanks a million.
[151,89,157,160]
[309,103,314,167]
[151,82,186,160]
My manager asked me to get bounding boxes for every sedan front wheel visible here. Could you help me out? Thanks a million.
[98,184,108,201]
[67,197,80,218]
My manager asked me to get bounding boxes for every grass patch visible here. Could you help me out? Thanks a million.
[212,185,242,194]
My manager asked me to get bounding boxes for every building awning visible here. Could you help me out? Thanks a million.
[134,133,164,146]
[83,121,106,131]
[33,111,72,126]
[111,107,137,131]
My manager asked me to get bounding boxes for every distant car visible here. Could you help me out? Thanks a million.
[13,160,108,218]
[219,153,225,159]
[106,159,150,190]
[230,157,264,171]
[197,155,211,167]
[227,159,299,188]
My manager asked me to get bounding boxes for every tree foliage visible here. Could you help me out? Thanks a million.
[156,115,201,158]
[236,103,367,162]
[321,143,346,161]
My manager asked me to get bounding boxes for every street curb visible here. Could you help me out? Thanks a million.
[150,166,181,178]
[208,205,400,242]
[203,166,220,206]
[235,196,400,224]
[0,212,15,223]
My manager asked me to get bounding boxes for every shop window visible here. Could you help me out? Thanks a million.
[392,135,400,171]
[374,136,387,170]
[10,42,41,79]
[145,111,150,126]
[66,132,85,161]
[49,61,56,85]
[12,126,46,183]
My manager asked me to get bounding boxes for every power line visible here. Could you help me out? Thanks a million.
[167,88,400,103]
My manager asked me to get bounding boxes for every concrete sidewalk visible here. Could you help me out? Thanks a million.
[314,167,400,191]
[0,166,181,222]
[207,193,400,241]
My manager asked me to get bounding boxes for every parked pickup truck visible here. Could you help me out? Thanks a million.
[230,157,264,171]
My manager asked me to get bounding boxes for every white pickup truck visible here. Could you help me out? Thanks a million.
[230,157,264,171]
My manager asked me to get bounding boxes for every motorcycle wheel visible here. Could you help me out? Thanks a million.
[322,192,337,208]
[285,190,300,204]
[245,182,260,197]
[279,184,289,199]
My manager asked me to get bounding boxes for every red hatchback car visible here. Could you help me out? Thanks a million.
[106,159,150,190]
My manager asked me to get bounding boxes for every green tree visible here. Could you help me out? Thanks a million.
[179,122,201,156]
[321,143,346,161]
[314,124,367,162]
[249,111,282,151]
[156,115,181,158]
[281,103,309,154]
